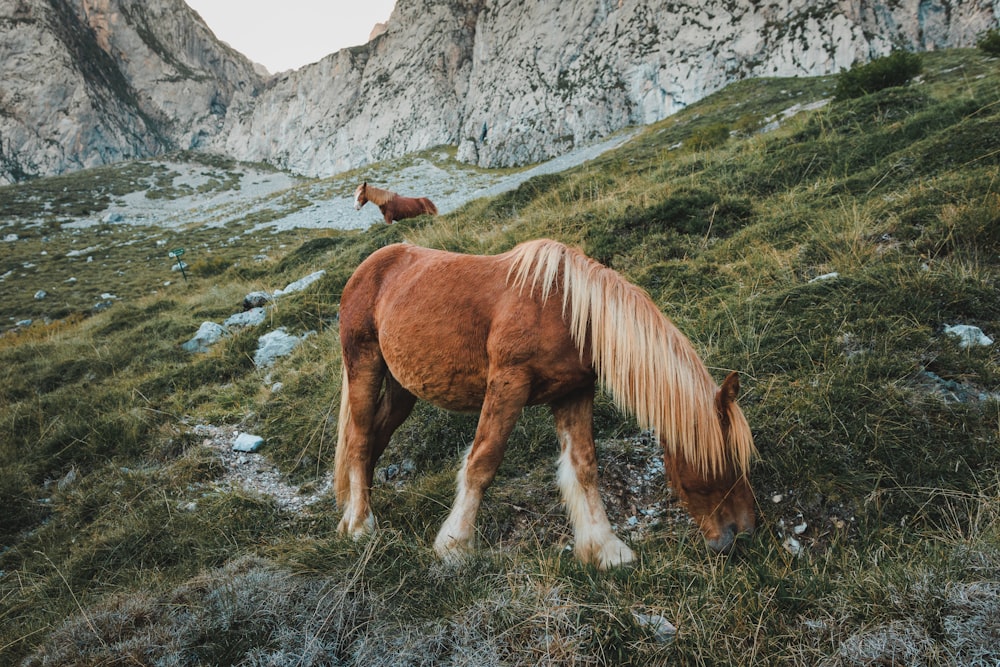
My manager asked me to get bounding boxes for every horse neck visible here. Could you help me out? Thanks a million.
[364,186,395,207]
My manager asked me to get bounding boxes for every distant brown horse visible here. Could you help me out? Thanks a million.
[353,182,438,224]
[334,239,757,569]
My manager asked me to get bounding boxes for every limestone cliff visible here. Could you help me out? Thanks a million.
[213,0,999,175]
[2,0,998,183]
[0,0,260,183]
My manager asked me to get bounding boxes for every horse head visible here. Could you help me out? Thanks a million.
[354,182,368,211]
[663,372,756,553]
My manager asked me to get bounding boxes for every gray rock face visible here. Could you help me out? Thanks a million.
[0,0,261,183]
[214,0,999,174]
[3,0,997,183]
[213,0,482,176]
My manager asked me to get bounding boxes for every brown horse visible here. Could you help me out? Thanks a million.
[335,239,756,568]
[353,182,438,224]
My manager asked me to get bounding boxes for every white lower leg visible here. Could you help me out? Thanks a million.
[337,467,374,536]
[434,448,481,562]
[557,437,635,569]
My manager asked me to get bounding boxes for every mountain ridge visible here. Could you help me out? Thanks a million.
[1,0,997,184]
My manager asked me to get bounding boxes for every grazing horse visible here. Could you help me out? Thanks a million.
[334,239,757,568]
[353,182,438,224]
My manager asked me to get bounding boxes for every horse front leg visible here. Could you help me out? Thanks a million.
[551,391,635,569]
[433,378,527,564]
[379,205,393,225]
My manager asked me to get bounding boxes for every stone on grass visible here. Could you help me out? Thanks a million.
[225,307,267,328]
[233,433,264,452]
[783,535,802,555]
[633,612,677,643]
[944,324,993,348]
[242,291,272,310]
[272,270,325,297]
[253,327,313,367]
[182,321,227,353]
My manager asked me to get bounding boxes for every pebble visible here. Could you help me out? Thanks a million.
[233,433,264,452]
[633,612,677,642]
[943,324,993,348]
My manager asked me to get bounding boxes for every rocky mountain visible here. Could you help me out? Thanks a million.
[2,0,998,183]
[0,0,261,184]
[218,0,998,175]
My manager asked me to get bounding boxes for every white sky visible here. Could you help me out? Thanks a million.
[184,1,397,73]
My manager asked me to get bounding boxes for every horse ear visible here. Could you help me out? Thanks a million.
[717,371,741,408]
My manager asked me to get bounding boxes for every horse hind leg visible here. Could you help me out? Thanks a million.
[551,392,635,569]
[335,363,416,537]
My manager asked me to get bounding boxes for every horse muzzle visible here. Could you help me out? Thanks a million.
[706,517,755,554]
[705,512,757,554]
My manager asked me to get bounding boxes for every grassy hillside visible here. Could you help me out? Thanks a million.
[2,49,998,665]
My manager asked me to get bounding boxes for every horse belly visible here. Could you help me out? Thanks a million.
[376,302,491,413]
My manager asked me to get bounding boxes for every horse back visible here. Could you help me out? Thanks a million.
[340,244,592,410]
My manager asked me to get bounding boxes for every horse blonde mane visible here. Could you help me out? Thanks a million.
[358,183,395,207]
[507,239,755,477]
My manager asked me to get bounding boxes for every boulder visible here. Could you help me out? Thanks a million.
[181,321,227,353]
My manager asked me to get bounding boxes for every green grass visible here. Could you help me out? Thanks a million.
[2,48,999,665]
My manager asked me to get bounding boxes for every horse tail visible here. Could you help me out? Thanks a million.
[334,364,352,508]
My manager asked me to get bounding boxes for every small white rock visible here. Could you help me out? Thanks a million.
[633,613,677,642]
[783,535,802,555]
[233,433,264,452]
[943,324,993,348]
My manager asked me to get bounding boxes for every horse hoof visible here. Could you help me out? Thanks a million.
[337,510,374,538]
[433,534,474,565]
[596,539,636,570]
